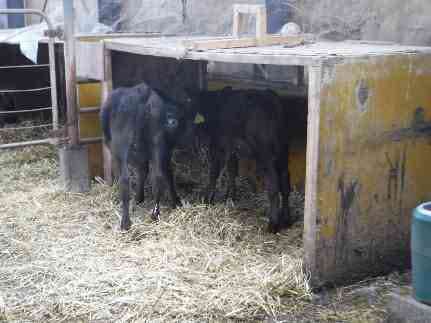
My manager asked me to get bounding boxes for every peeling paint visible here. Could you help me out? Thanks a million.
[355,79,371,113]
[315,54,431,283]
[338,175,359,218]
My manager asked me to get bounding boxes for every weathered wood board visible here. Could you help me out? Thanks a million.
[182,35,305,51]
[308,54,431,284]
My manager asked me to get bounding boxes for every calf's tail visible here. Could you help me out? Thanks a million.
[100,97,112,144]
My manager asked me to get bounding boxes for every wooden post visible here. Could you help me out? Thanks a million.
[101,42,113,185]
[63,0,80,146]
[303,64,322,284]
[232,4,268,38]
[232,8,243,38]
[58,0,90,193]
[256,5,267,38]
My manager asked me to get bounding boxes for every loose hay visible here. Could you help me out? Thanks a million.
[0,120,51,145]
[0,146,402,322]
[0,146,311,322]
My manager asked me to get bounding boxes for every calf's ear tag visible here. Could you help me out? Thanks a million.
[194,113,205,124]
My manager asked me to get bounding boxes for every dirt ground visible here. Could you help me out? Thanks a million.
[0,145,410,322]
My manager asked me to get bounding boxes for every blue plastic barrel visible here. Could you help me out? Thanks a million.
[412,202,431,304]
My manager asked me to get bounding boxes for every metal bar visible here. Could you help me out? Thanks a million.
[0,64,50,69]
[0,86,51,93]
[0,123,52,131]
[79,107,100,114]
[0,107,52,114]
[0,8,54,30]
[48,34,59,130]
[0,138,52,149]
[63,0,79,146]
[80,137,103,144]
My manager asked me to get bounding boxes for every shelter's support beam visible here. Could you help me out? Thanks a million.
[101,44,113,186]
[61,0,90,192]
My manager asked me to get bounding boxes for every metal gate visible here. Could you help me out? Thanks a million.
[0,9,58,149]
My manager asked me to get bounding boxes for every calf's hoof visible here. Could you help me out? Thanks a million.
[203,193,215,205]
[120,217,132,231]
[151,205,161,221]
[268,210,292,234]
[172,196,182,208]
[268,221,280,234]
[135,194,145,205]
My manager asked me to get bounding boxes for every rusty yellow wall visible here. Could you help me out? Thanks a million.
[78,82,103,178]
[315,54,431,283]
[208,80,307,189]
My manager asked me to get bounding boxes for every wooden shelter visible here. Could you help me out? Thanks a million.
[95,35,431,285]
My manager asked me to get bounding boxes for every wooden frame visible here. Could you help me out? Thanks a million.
[232,4,267,38]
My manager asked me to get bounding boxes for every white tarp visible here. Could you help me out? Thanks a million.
[0,2,110,63]
[0,22,48,63]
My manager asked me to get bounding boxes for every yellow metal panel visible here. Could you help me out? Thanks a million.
[315,54,431,283]
[78,82,102,108]
[78,82,103,178]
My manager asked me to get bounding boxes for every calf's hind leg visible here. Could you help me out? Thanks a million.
[277,153,293,228]
[204,145,224,204]
[225,153,239,202]
[113,150,132,231]
[135,160,149,204]
[162,149,181,208]
[150,145,181,221]
[261,159,283,233]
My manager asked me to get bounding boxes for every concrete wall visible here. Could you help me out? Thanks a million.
[292,0,431,46]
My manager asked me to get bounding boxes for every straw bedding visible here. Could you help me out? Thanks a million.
[0,145,406,322]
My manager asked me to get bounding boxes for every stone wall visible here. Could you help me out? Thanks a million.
[121,0,265,35]
[290,0,431,46]
[21,0,431,46]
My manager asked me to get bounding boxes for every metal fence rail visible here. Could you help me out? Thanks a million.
[0,8,59,150]
[0,86,52,93]
[0,106,52,114]
[0,64,50,69]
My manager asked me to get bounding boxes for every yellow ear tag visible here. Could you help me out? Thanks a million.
[194,113,205,124]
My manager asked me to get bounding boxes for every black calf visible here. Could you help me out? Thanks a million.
[100,82,192,231]
[193,87,292,233]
